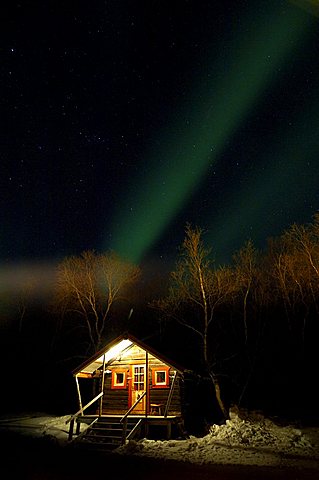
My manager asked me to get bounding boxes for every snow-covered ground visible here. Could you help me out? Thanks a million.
[0,410,318,470]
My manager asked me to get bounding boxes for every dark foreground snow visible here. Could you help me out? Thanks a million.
[0,411,318,479]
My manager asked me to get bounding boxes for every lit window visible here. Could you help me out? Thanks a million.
[151,366,170,388]
[156,371,166,384]
[111,369,127,389]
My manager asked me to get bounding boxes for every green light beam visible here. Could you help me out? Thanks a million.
[206,92,319,265]
[108,3,314,263]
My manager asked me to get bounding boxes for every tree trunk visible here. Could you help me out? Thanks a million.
[209,372,229,420]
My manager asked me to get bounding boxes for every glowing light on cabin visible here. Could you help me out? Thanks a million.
[96,339,133,364]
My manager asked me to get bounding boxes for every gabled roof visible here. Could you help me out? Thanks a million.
[72,332,185,376]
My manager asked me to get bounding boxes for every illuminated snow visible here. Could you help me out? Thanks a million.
[1,411,318,470]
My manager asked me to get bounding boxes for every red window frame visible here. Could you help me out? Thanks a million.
[151,366,170,388]
[111,369,127,389]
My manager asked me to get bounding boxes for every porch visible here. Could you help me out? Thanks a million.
[66,390,188,450]
[67,413,187,451]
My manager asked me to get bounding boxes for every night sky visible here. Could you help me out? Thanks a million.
[2,0,319,286]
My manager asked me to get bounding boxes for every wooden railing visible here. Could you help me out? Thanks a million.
[71,417,99,443]
[126,418,144,441]
[66,391,103,441]
[120,391,146,444]
[164,371,177,417]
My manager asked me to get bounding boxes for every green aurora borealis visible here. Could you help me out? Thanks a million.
[108,2,317,265]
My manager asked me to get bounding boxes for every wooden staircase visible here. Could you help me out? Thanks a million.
[72,416,141,451]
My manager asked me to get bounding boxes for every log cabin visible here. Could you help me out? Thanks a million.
[67,333,188,447]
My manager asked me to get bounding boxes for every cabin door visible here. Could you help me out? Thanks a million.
[130,365,146,414]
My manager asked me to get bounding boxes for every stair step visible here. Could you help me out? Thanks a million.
[95,421,137,427]
[95,420,121,423]
[90,427,135,433]
[87,426,136,435]
[87,434,122,440]
[91,425,123,432]
[74,416,142,450]
[92,428,121,431]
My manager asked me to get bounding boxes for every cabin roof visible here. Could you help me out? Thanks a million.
[72,333,185,376]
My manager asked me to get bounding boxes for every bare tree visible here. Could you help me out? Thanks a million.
[155,224,237,419]
[277,215,319,345]
[286,216,319,282]
[263,213,319,356]
[233,239,259,343]
[54,250,140,353]
[233,240,270,405]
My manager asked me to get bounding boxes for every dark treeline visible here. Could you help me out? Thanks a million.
[1,215,319,428]
[149,218,319,428]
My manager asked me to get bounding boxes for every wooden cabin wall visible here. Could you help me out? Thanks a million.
[98,358,183,416]
[99,369,183,416]
[100,373,129,414]
[149,369,182,416]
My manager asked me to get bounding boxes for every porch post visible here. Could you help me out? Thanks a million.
[145,351,149,417]
[75,375,83,415]
[164,370,177,417]
[99,354,106,416]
